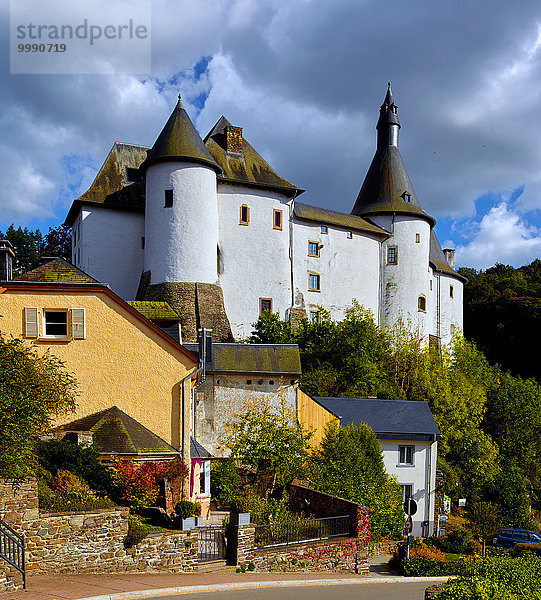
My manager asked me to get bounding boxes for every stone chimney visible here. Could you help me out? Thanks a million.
[0,240,14,281]
[225,126,243,153]
[443,248,455,270]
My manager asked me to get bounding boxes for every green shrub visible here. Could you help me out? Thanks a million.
[124,514,150,548]
[440,527,474,554]
[513,543,541,557]
[232,487,298,525]
[211,459,241,505]
[174,500,201,519]
[37,439,113,493]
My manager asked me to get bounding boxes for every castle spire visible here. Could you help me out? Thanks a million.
[351,84,435,226]
[377,81,401,148]
[140,94,221,174]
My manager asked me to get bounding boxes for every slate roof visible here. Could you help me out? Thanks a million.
[127,301,180,321]
[15,258,99,284]
[204,116,302,197]
[140,97,221,174]
[56,406,178,454]
[314,397,440,441]
[183,343,302,375]
[190,437,213,459]
[429,230,467,282]
[351,86,436,227]
[294,202,389,237]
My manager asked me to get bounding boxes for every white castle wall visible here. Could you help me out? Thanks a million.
[373,215,432,337]
[291,218,381,323]
[74,206,144,299]
[144,162,219,285]
[438,272,463,346]
[217,185,292,340]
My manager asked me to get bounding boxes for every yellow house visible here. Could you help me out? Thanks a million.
[0,256,199,473]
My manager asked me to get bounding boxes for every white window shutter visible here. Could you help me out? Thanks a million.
[24,307,39,338]
[71,308,86,339]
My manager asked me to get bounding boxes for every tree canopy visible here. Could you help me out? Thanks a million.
[308,421,404,538]
[0,335,77,478]
[0,224,72,275]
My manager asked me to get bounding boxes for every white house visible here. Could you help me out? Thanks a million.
[309,396,440,537]
[65,84,465,346]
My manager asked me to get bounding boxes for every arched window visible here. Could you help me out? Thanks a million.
[418,295,426,312]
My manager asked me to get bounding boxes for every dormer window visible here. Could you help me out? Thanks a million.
[402,192,411,203]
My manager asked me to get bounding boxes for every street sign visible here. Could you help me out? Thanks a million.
[439,514,449,521]
[403,498,418,516]
[404,516,413,534]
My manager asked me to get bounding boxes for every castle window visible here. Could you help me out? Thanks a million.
[240,204,250,225]
[415,233,420,243]
[347,231,353,239]
[418,296,426,312]
[450,285,454,298]
[450,324,455,335]
[387,247,398,264]
[321,226,328,234]
[259,298,272,315]
[308,273,320,291]
[141,237,145,250]
[273,209,283,230]
[430,280,433,291]
[310,310,320,323]
[246,379,252,385]
[164,189,173,207]
[308,241,319,257]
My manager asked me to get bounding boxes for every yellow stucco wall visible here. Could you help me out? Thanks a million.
[296,388,338,448]
[0,287,197,451]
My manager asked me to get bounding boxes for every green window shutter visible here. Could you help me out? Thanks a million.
[71,308,86,339]
[24,307,39,338]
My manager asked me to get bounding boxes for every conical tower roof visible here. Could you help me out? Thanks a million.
[351,84,435,227]
[140,95,221,174]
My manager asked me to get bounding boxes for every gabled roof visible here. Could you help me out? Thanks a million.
[429,230,467,282]
[183,343,302,375]
[127,301,180,321]
[65,142,147,226]
[294,202,389,238]
[190,437,213,459]
[204,116,303,197]
[140,97,221,174]
[56,406,178,454]
[15,258,100,284]
[314,396,440,441]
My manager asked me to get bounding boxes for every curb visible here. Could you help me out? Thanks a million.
[78,576,452,600]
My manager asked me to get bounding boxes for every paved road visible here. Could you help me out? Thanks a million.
[148,581,433,600]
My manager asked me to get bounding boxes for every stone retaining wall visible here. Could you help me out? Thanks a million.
[0,478,198,586]
[252,538,369,574]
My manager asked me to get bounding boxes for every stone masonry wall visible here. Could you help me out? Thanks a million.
[253,538,369,574]
[0,478,198,585]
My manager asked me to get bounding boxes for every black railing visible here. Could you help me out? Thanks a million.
[254,515,350,549]
[0,519,25,589]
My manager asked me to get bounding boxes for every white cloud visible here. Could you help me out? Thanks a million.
[455,202,541,269]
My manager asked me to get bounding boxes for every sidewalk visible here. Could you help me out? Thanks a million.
[1,556,434,600]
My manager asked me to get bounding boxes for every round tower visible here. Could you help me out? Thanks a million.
[140,96,222,285]
[352,84,435,336]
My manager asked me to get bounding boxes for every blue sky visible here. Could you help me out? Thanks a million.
[2,0,541,271]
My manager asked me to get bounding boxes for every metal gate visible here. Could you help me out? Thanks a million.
[198,526,226,561]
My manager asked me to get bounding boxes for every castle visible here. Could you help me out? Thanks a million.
[65,85,464,345]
